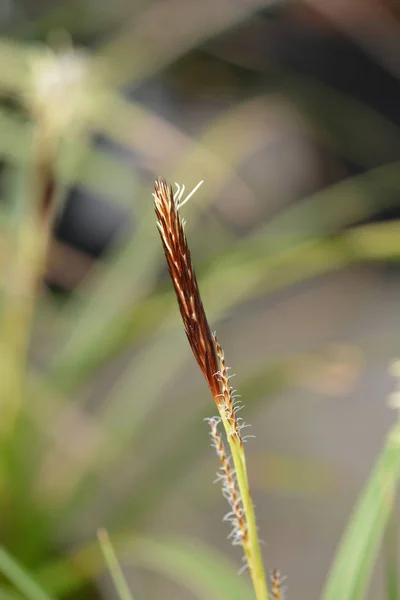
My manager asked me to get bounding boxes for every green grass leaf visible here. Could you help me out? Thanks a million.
[0,547,54,600]
[97,530,135,600]
[321,419,400,600]
[39,535,255,600]
[126,536,254,600]
[0,109,136,208]
[0,39,30,94]
[383,509,400,600]
[98,0,273,88]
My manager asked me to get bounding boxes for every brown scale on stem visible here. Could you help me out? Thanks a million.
[153,178,221,400]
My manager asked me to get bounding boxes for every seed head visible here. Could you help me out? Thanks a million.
[207,417,247,547]
[153,178,220,400]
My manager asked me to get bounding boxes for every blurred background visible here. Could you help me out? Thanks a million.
[0,1,400,599]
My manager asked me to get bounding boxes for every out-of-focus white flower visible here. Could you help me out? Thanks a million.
[388,391,400,410]
[25,45,103,142]
[389,359,400,379]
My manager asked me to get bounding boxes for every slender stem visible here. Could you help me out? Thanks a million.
[0,160,50,435]
[97,529,135,600]
[152,179,270,599]
[220,414,269,600]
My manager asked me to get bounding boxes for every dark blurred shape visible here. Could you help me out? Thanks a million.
[55,187,128,259]
[208,2,400,220]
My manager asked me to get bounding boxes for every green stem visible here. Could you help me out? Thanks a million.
[0,166,48,435]
[221,414,269,600]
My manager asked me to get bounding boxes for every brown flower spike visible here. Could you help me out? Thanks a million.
[153,178,220,399]
[153,177,271,600]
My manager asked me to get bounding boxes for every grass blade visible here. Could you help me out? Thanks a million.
[0,547,54,600]
[98,0,269,88]
[321,419,400,600]
[126,536,255,600]
[383,508,400,600]
[38,535,255,600]
[97,529,135,600]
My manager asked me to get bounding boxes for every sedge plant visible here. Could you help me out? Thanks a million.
[153,178,281,600]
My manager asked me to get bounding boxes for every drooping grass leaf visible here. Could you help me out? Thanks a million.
[321,419,400,600]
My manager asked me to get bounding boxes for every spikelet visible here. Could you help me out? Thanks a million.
[153,178,220,400]
[270,569,286,600]
[207,417,247,546]
[213,333,245,444]
[153,178,247,437]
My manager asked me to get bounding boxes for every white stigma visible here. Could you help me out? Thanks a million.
[174,180,204,209]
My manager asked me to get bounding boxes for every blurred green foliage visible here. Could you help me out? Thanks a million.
[0,1,399,599]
